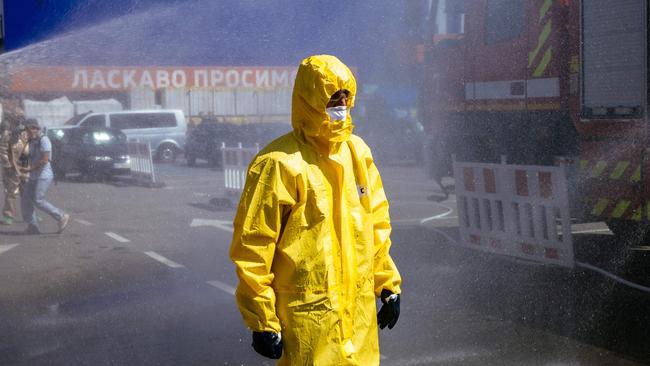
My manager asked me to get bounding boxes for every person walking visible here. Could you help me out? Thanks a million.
[230,55,402,365]
[0,113,30,225]
[21,119,69,234]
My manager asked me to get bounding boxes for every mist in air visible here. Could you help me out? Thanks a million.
[2,0,422,163]
[2,1,650,364]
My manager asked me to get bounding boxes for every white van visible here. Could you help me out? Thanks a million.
[66,109,187,162]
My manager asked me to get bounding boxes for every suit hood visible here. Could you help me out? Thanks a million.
[291,55,357,152]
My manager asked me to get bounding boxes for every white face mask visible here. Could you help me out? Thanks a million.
[326,106,347,122]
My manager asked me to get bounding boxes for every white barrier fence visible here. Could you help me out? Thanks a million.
[453,158,574,267]
[219,142,259,204]
[127,141,159,186]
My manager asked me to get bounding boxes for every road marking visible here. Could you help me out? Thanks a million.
[0,244,19,256]
[393,216,458,224]
[144,251,185,268]
[207,280,236,295]
[74,219,94,226]
[631,246,650,251]
[105,232,131,243]
[420,204,455,224]
[576,261,650,294]
[190,218,233,233]
[571,228,611,234]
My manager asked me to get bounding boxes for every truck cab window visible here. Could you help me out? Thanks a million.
[485,0,524,44]
[435,0,466,35]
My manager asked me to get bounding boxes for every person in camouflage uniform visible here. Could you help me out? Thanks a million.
[0,113,30,225]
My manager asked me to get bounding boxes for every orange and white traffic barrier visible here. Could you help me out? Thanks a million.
[453,157,574,267]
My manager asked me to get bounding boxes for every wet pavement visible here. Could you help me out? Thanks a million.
[0,162,648,365]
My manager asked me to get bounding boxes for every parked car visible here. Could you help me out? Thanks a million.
[64,109,186,163]
[47,126,130,180]
[185,120,290,167]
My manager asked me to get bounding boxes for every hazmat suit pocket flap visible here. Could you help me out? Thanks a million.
[284,292,332,314]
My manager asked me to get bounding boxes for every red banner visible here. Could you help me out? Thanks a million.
[10,66,298,92]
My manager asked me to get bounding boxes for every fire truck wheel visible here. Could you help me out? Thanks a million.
[605,220,650,245]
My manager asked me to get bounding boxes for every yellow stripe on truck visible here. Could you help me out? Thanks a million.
[631,205,642,221]
[533,47,553,77]
[611,200,631,219]
[590,160,607,178]
[630,166,641,182]
[529,21,552,67]
[527,102,561,110]
[591,199,609,216]
[539,0,553,22]
[609,161,630,180]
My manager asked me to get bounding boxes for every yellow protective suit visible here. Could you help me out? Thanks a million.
[230,55,402,365]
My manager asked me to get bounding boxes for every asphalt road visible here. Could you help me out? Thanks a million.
[0,161,648,365]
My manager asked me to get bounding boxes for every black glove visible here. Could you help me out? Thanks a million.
[252,331,283,359]
[377,289,400,329]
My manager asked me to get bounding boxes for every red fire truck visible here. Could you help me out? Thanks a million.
[413,0,648,240]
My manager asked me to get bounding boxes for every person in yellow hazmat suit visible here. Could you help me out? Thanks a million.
[230,54,402,365]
